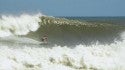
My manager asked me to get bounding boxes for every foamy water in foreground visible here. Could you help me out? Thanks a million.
[0,40,125,70]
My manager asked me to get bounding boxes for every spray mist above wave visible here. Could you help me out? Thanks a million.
[0,13,43,37]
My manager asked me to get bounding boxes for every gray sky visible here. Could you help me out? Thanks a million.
[0,0,125,16]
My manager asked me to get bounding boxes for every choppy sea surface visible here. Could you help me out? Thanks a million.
[0,13,125,70]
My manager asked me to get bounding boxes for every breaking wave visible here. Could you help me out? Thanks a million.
[0,13,125,70]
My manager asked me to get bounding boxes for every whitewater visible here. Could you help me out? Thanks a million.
[0,13,125,70]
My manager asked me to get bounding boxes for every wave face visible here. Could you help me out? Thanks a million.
[27,16,125,46]
[0,13,125,70]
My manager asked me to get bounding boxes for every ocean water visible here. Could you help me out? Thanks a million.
[0,13,125,70]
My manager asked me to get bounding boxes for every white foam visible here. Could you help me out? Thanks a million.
[0,13,42,37]
[0,40,125,70]
[0,36,42,44]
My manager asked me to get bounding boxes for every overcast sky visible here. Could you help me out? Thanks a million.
[0,0,125,16]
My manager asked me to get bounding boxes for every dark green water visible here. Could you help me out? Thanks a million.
[25,16,125,46]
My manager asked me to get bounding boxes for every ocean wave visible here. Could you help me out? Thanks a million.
[30,16,125,45]
[0,13,125,70]
[0,13,125,45]
[0,13,124,38]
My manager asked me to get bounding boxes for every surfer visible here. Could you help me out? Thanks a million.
[41,35,48,44]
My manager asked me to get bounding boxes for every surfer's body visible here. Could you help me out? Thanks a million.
[41,35,48,44]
